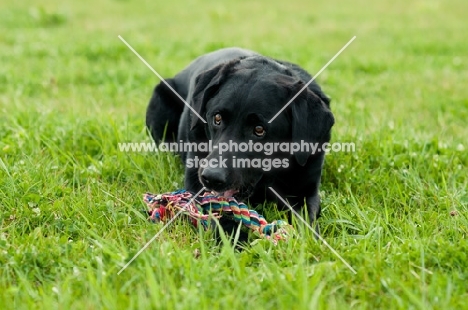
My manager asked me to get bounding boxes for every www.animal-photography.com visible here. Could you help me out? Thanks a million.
[0,0,466,309]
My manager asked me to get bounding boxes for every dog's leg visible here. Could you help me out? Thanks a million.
[146,79,185,143]
[306,193,321,239]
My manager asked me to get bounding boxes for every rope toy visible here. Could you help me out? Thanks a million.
[143,190,293,243]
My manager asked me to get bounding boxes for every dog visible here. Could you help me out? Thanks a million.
[146,47,334,237]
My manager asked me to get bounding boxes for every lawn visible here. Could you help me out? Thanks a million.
[0,0,467,309]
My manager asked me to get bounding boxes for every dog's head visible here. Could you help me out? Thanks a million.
[190,56,334,200]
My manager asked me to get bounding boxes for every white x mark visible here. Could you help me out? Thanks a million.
[269,36,356,123]
[118,35,207,124]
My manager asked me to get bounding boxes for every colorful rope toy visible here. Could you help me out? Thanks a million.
[143,190,294,243]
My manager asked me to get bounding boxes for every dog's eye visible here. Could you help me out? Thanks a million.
[254,125,265,137]
[214,114,222,125]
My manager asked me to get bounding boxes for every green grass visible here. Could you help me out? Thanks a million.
[1,0,467,308]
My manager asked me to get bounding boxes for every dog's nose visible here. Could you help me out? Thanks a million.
[200,168,227,190]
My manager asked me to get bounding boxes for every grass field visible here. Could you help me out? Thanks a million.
[1,0,467,309]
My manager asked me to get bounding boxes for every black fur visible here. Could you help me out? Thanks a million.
[146,47,335,238]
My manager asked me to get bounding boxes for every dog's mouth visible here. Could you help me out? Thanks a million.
[213,189,239,197]
[211,186,254,202]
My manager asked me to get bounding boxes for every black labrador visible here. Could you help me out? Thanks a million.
[146,47,334,236]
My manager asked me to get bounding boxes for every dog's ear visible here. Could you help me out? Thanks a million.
[190,62,234,130]
[146,78,184,144]
[290,82,335,166]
